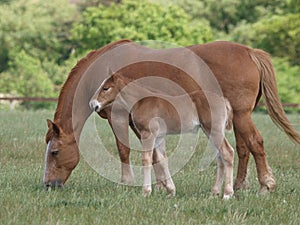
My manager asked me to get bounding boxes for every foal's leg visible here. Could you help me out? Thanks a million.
[211,138,234,199]
[153,137,176,196]
[220,138,235,199]
[141,131,155,196]
[129,122,167,188]
[234,113,276,193]
[211,153,225,196]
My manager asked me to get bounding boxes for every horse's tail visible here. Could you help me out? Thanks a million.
[249,49,300,145]
[224,98,233,131]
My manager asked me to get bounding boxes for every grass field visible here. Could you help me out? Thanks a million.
[0,110,300,225]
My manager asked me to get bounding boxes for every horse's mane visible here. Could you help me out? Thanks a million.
[53,39,132,123]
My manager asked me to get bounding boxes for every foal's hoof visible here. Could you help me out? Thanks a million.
[155,181,167,191]
[211,187,221,197]
[223,192,234,200]
[143,186,152,197]
[121,176,135,186]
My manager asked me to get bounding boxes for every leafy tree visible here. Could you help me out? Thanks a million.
[230,13,300,65]
[0,0,76,72]
[1,0,300,107]
[273,58,300,103]
[161,0,284,33]
[71,0,213,53]
[0,0,77,105]
[5,51,53,97]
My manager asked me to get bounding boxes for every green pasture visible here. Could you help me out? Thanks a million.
[0,110,300,225]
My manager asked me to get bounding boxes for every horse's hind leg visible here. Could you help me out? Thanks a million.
[153,137,176,196]
[234,113,276,193]
[233,131,250,191]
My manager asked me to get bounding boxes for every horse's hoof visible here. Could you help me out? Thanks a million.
[259,175,276,194]
[167,189,176,197]
[234,180,250,191]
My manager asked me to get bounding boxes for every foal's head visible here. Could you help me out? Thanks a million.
[43,119,79,189]
[89,72,126,112]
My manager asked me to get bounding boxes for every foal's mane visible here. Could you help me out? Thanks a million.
[53,39,132,123]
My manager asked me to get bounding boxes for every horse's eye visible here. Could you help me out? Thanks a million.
[51,150,59,157]
[103,87,110,91]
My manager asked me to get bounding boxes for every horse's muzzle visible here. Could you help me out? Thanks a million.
[44,180,64,190]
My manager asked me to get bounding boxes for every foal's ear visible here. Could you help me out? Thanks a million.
[108,67,114,77]
[46,119,61,137]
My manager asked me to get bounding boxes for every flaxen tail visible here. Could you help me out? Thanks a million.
[249,49,300,145]
[224,98,233,131]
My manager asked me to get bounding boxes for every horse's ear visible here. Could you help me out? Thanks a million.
[46,119,60,137]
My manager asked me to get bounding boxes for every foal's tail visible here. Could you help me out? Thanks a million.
[249,49,300,145]
[224,98,233,131]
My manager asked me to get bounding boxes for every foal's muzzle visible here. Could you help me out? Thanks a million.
[89,100,101,112]
[44,180,64,190]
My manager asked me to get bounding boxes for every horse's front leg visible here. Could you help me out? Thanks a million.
[106,111,134,185]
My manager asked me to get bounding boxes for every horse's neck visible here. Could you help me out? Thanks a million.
[54,76,93,142]
[54,40,133,141]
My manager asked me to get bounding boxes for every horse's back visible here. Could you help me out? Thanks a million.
[121,41,261,112]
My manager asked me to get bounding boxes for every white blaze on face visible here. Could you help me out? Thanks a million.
[43,140,51,183]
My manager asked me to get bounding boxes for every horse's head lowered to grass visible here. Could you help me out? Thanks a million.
[42,40,133,190]
[43,119,80,189]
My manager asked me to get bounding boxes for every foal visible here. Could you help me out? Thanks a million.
[90,73,235,199]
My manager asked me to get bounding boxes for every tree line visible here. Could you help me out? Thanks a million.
[0,0,299,108]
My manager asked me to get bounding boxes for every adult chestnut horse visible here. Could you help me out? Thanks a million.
[44,39,300,193]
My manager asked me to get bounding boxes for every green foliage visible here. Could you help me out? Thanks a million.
[71,0,213,52]
[0,51,55,109]
[0,0,76,68]
[0,0,300,107]
[0,0,77,107]
[230,13,300,65]
[7,51,53,97]
[162,0,284,33]
[273,58,300,103]
[254,14,300,66]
